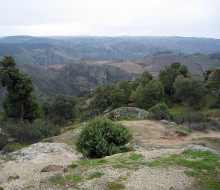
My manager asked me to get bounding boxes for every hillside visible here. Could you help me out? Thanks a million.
[1,36,220,65]
[0,36,220,99]
[18,63,134,98]
[1,52,220,99]
[88,53,220,76]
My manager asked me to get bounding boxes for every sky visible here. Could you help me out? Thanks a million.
[0,0,219,38]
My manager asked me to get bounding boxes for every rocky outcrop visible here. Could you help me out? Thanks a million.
[104,107,149,120]
[8,142,75,163]
[0,128,9,150]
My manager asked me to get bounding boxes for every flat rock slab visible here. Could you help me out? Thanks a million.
[41,164,63,172]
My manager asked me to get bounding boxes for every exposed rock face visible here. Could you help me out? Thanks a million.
[104,107,149,120]
[0,128,9,150]
[8,142,74,163]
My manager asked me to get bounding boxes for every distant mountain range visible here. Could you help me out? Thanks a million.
[0,36,220,99]
[1,36,220,65]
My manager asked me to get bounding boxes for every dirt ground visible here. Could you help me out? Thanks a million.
[0,120,220,190]
[122,120,220,147]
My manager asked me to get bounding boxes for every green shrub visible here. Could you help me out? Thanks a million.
[209,101,220,109]
[1,119,60,144]
[149,103,173,120]
[2,143,26,154]
[174,112,220,131]
[76,117,132,158]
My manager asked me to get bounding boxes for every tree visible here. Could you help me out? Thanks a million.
[91,85,111,114]
[174,76,205,107]
[42,95,78,125]
[0,56,40,121]
[132,71,153,89]
[159,62,188,96]
[131,80,164,110]
[109,80,132,109]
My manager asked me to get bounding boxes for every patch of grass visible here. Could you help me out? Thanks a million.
[129,153,144,161]
[0,187,4,190]
[106,182,125,190]
[70,174,83,183]
[146,149,220,190]
[78,158,108,168]
[67,163,78,169]
[50,174,66,185]
[50,174,83,185]
[112,153,145,170]
[7,175,19,182]
[88,171,105,180]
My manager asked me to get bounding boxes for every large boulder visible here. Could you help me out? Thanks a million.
[0,128,9,150]
[104,107,149,120]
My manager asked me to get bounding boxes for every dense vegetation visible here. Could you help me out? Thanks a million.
[0,56,219,153]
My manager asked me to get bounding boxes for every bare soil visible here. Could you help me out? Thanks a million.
[0,120,220,190]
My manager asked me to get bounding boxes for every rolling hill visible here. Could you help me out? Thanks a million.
[0,36,220,99]
[1,36,220,65]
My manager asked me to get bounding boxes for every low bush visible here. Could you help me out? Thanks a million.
[0,119,60,144]
[209,101,220,109]
[174,112,220,131]
[76,117,132,158]
[149,103,173,120]
[2,143,26,154]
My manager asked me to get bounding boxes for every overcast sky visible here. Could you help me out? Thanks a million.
[0,0,219,38]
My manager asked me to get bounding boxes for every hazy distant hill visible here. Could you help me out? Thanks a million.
[87,53,220,76]
[1,36,220,65]
[17,63,133,98]
[1,36,220,100]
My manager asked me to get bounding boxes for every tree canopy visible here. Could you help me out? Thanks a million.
[0,56,40,121]
[159,62,188,96]
[174,76,205,107]
[131,80,164,110]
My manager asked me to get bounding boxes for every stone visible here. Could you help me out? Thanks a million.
[104,107,149,120]
[41,164,63,172]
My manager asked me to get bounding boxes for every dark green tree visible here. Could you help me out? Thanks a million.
[132,71,153,89]
[42,95,78,125]
[91,85,111,114]
[131,80,164,110]
[0,56,40,121]
[174,76,205,107]
[159,62,188,96]
[109,80,132,109]
[149,102,173,120]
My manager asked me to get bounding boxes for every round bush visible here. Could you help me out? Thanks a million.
[76,117,132,158]
[149,103,173,120]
